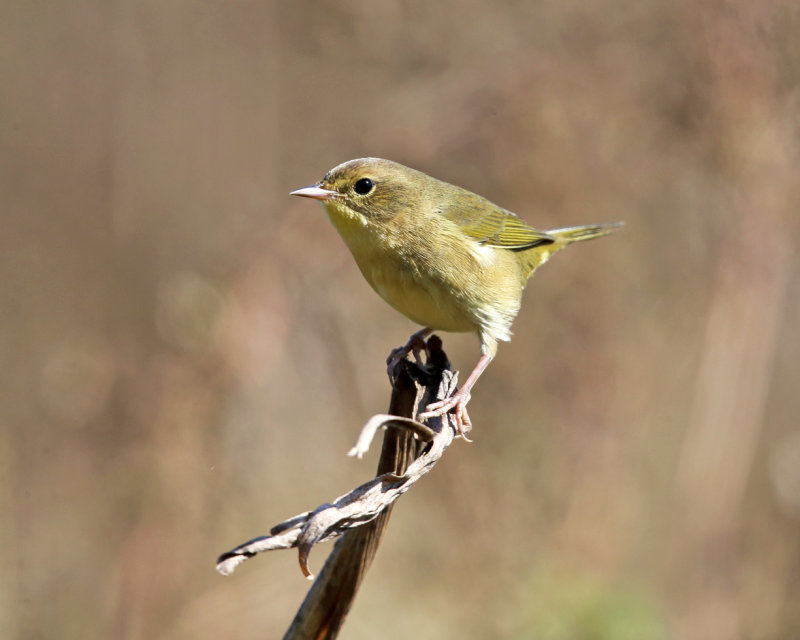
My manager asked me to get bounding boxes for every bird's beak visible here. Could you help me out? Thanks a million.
[290,184,339,200]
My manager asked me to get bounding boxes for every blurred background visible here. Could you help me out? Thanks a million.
[2,1,799,638]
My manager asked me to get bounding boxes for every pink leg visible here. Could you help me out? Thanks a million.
[419,353,493,436]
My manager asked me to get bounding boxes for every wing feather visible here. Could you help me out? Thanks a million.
[439,192,553,250]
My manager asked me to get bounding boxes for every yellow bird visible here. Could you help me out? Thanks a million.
[292,158,621,434]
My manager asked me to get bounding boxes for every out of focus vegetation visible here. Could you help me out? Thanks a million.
[2,1,799,638]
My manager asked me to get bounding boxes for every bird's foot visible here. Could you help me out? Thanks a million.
[419,391,473,441]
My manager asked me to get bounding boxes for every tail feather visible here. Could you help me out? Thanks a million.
[520,221,623,278]
[548,221,624,245]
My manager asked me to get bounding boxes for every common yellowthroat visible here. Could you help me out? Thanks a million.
[292,158,621,434]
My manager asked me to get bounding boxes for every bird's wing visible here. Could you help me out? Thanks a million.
[440,194,554,250]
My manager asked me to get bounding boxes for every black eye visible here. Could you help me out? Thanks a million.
[353,178,374,195]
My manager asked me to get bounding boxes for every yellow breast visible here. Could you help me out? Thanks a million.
[324,206,475,332]
[324,201,522,353]
[365,260,476,333]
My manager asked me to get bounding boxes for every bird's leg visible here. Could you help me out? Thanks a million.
[386,327,432,373]
[419,353,493,437]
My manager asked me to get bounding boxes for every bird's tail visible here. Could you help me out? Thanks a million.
[520,221,623,278]
[548,221,624,245]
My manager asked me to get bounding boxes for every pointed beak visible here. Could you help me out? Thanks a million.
[290,184,339,200]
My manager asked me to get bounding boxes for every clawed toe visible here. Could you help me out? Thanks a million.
[419,392,473,438]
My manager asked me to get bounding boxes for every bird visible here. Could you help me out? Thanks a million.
[291,157,621,435]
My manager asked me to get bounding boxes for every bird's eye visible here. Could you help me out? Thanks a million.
[353,178,374,195]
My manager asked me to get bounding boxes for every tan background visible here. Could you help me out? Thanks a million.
[2,1,799,638]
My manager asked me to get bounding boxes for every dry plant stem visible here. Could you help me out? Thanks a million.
[284,366,420,640]
[215,337,459,640]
